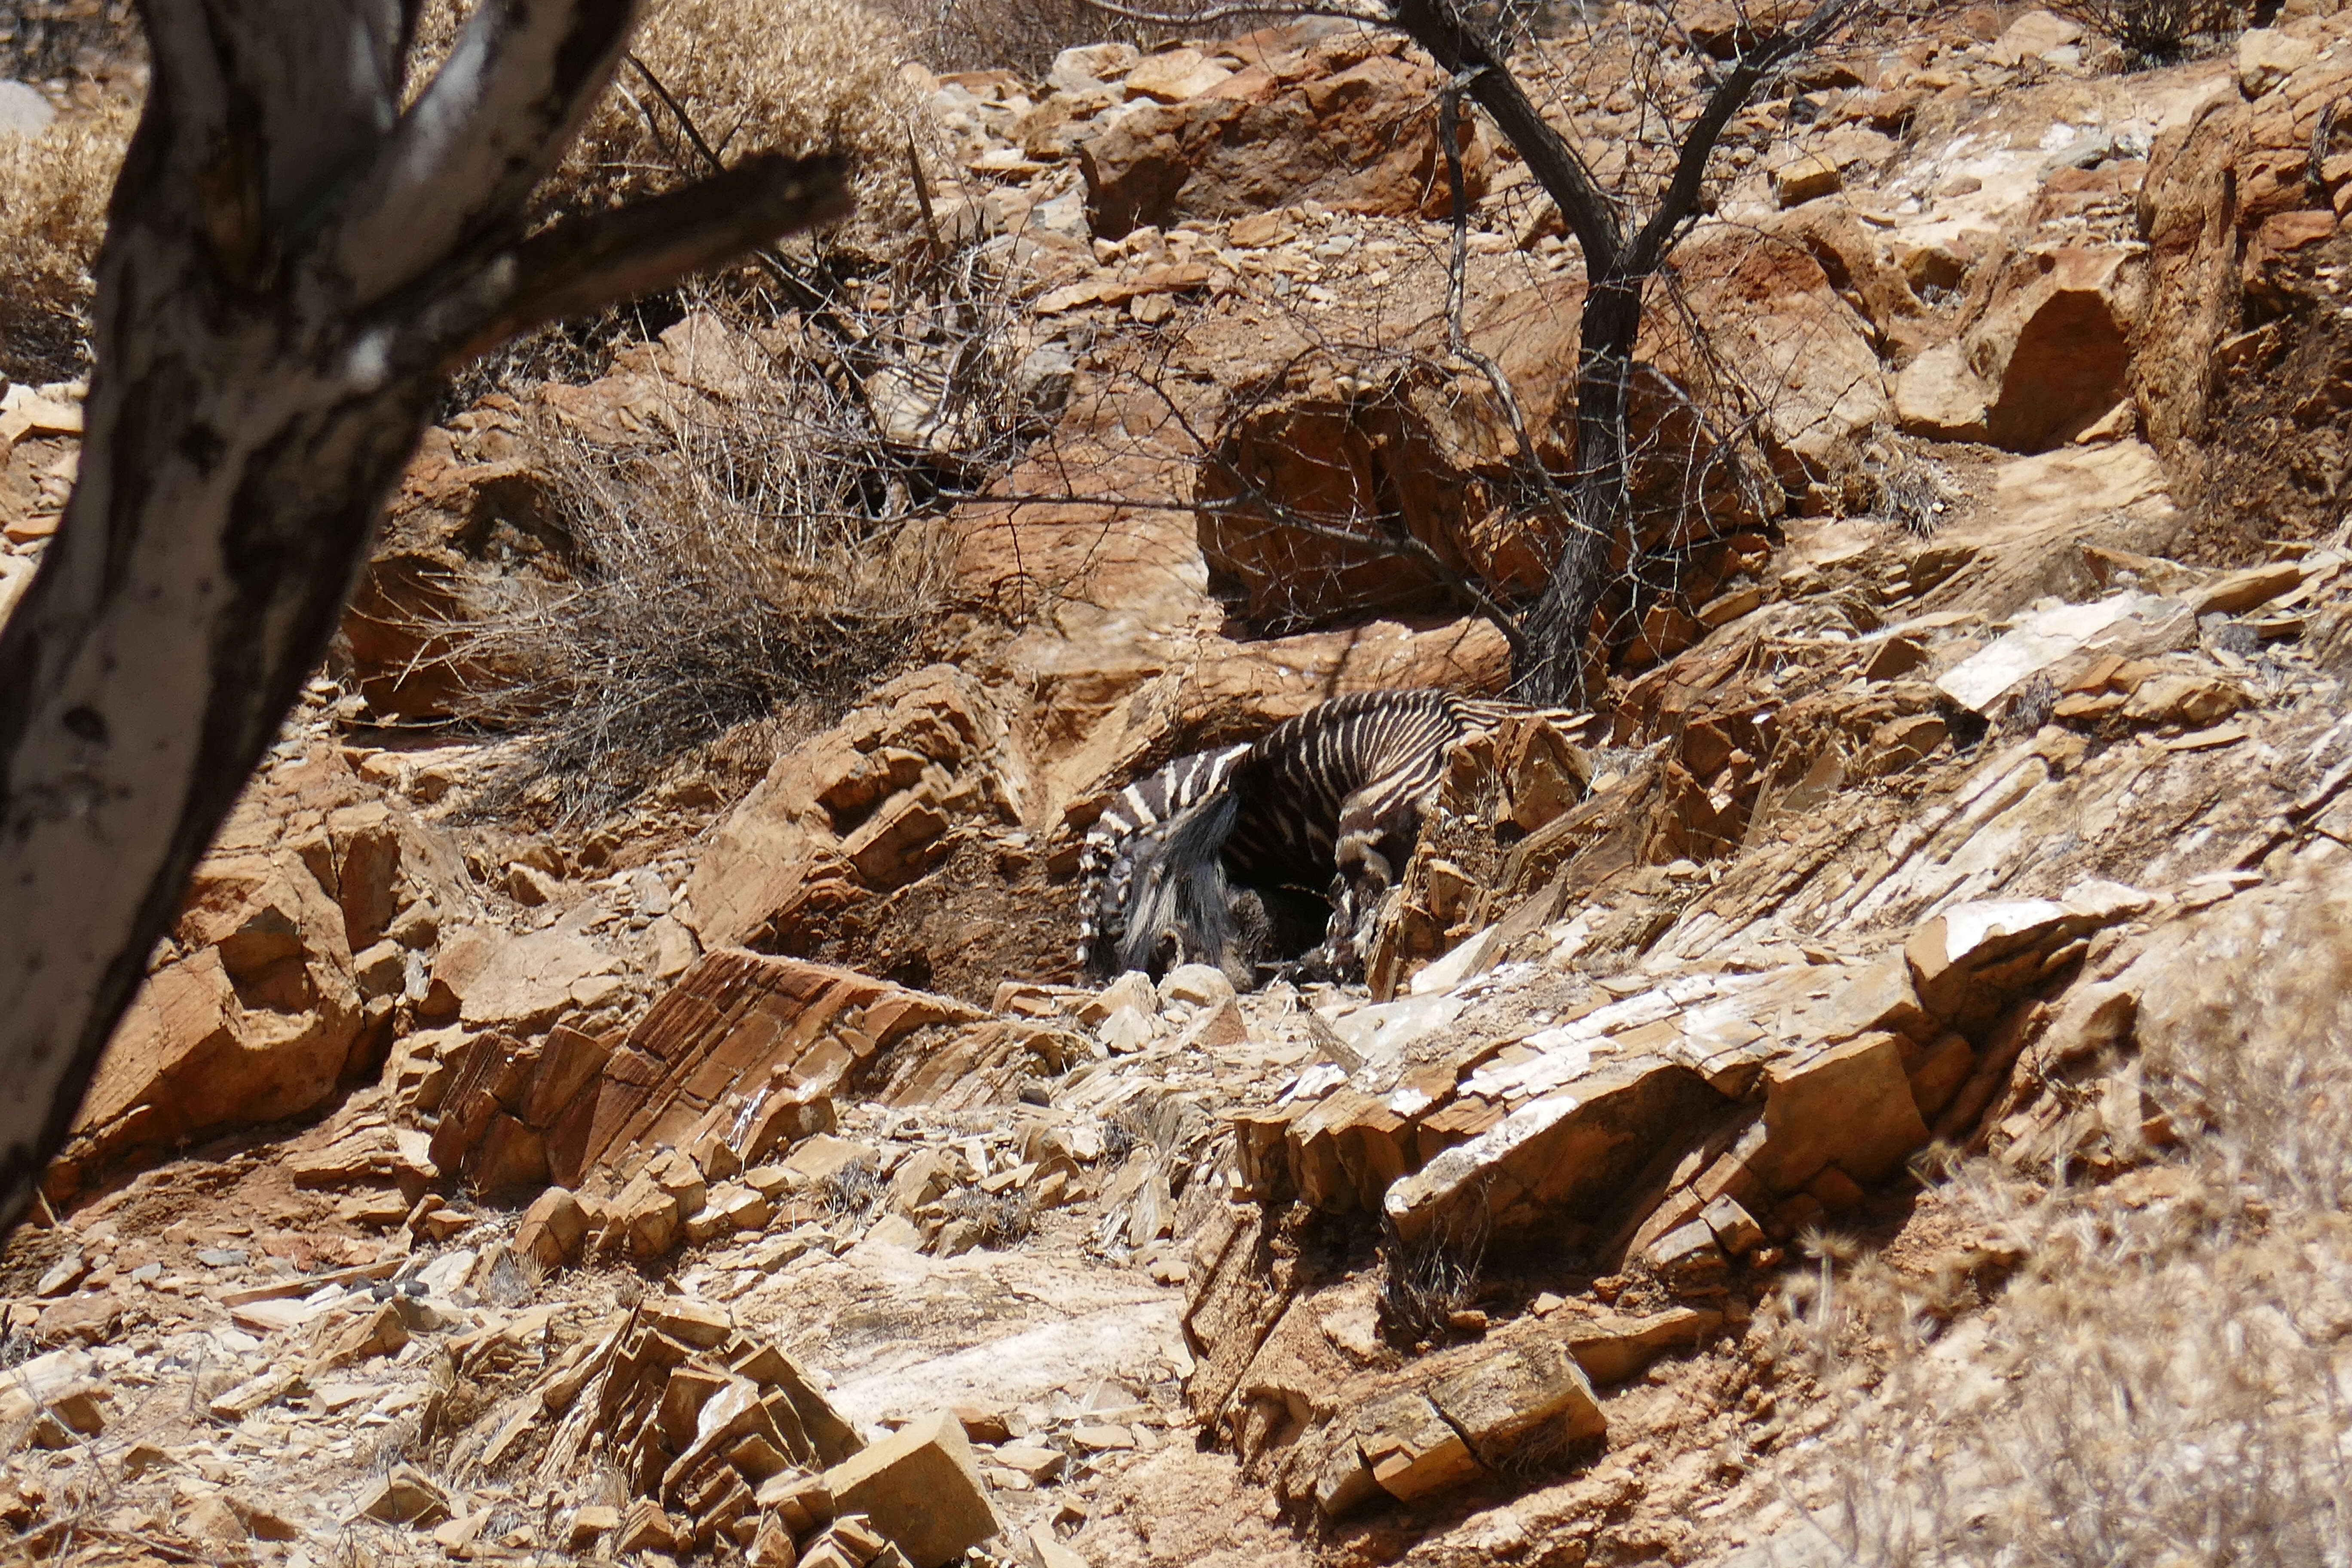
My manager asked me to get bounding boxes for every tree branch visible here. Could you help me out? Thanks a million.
[337,0,641,301]
[1387,0,1624,274]
[1624,0,1859,274]
[431,151,851,364]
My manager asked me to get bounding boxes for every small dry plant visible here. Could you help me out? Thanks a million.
[1379,1193,1491,1349]
[443,251,1031,819]
[0,94,136,382]
[872,0,1152,77]
[1772,866,2352,1568]
[2047,0,2244,65]
[412,0,922,247]
[939,1186,1036,1245]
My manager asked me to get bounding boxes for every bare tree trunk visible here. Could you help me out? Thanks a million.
[0,0,848,1230]
[1386,0,1857,707]
[1516,277,1642,704]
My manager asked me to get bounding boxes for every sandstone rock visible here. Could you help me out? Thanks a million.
[1078,35,1488,238]
[1894,343,1991,441]
[515,1185,591,1268]
[1355,1388,1484,1502]
[1700,1194,1764,1254]
[1988,8,2082,65]
[1049,41,1137,94]
[614,1498,681,1555]
[2238,28,2315,98]
[822,1409,999,1568]
[0,1349,92,1430]
[2190,560,2303,616]
[67,833,372,1195]
[1158,963,1235,1008]
[546,950,980,1192]
[359,1464,450,1526]
[1125,47,1233,102]
[1427,1323,1605,1458]
[1771,153,1842,206]
[1970,248,2144,453]
[433,921,620,1036]
[1750,1032,1929,1193]
[312,1301,410,1369]
[567,1504,619,1550]
[1560,1305,1723,1384]
[686,665,1027,958]
[1384,1060,1728,1244]
[2119,671,2248,726]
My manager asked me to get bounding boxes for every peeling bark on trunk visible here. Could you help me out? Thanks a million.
[0,0,849,1230]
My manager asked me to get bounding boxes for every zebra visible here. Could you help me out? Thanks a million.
[1077,690,1555,986]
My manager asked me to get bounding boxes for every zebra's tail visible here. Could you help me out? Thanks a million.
[1116,786,1243,981]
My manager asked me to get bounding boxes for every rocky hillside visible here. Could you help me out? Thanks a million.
[3,3,2352,1565]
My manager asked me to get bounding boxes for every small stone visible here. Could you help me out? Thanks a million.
[990,1442,1065,1482]
[209,1366,304,1423]
[1771,153,1841,206]
[1645,1219,1727,1289]
[34,1254,86,1298]
[506,862,560,906]
[357,1464,450,1526]
[1097,1005,1154,1053]
[567,1504,620,1549]
[515,1185,590,1269]
[613,1498,681,1556]
[1699,1194,1764,1255]
[1158,964,1235,1008]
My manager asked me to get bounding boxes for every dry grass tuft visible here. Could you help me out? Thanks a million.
[1768,865,2352,1568]
[438,257,1032,821]
[2047,0,2244,66]
[413,0,922,247]
[0,95,135,382]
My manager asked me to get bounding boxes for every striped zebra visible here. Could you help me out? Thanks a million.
[1078,690,1562,986]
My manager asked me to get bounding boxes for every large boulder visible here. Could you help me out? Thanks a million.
[56,750,461,1198]
[686,665,1035,953]
[2138,30,2352,454]
[1078,32,1489,239]
[1969,246,2144,453]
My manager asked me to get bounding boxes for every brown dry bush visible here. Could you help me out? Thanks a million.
[872,0,1152,78]
[439,289,992,821]
[412,0,922,248]
[2047,0,2245,66]
[0,94,135,382]
[1769,865,2352,1568]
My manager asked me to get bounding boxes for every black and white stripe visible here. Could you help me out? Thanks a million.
[1076,743,1247,975]
[1078,690,1577,984]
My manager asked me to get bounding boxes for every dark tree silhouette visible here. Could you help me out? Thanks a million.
[0,0,849,1231]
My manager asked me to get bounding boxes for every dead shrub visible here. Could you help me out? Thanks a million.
[0,94,135,382]
[0,0,141,83]
[939,1187,1036,1246]
[1771,867,2352,1568]
[820,1161,889,1221]
[1378,1195,1490,1349]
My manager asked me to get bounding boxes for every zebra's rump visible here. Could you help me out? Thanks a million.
[1217,689,1468,890]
